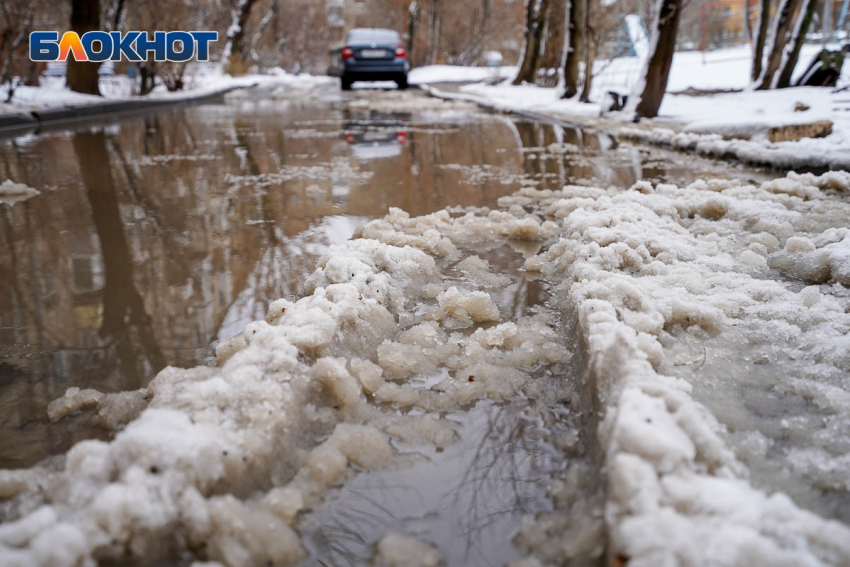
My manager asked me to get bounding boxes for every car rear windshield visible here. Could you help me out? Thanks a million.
[346,29,400,45]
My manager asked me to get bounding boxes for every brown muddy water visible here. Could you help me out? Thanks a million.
[0,84,775,566]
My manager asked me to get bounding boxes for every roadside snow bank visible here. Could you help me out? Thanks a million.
[0,239,440,566]
[661,87,834,137]
[519,171,850,565]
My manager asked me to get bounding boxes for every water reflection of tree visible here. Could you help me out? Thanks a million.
[301,400,571,567]
[515,119,643,190]
[450,403,560,565]
[72,131,165,384]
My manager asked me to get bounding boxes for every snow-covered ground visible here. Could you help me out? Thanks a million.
[422,44,850,170]
[409,64,515,85]
[0,65,335,114]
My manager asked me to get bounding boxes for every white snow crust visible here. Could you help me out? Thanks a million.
[518,170,850,565]
[618,126,850,170]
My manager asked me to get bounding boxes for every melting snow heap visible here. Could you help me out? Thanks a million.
[2,170,850,567]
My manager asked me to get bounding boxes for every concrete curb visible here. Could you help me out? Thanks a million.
[0,83,255,135]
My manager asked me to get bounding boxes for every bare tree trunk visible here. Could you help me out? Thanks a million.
[223,0,260,75]
[66,0,101,95]
[105,0,126,32]
[138,63,156,95]
[579,16,595,102]
[0,30,26,102]
[757,0,801,89]
[751,0,770,81]
[479,0,491,39]
[632,0,683,118]
[514,0,550,84]
[776,0,819,87]
[514,0,537,84]
[428,0,441,65]
[562,0,585,98]
[528,0,551,81]
[408,0,420,63]
[537,0,566,86]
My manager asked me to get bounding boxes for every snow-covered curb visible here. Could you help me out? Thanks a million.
[618,126,850,170]
[0,72,335,132]
[0,84,244,132]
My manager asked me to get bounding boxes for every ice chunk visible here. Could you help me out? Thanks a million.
[0,179,40,205]
[47,387,104,421]
[376,532,442,567]
[437,287,500,326]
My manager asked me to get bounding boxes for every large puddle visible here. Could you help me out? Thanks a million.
[0,85,775,470]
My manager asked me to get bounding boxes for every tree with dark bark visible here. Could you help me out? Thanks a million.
[536,0,566,86]
[630,0,683,119]
[776,0,819,88]
[408,0,420,63]
[756,0,801,89]
[427,0,441,65]
[223,0,260,75]
[578,0,595,102]
[0,3,34,101]
[72,131,166,375]
[750,0,771,82]
[513,0,551,85]
[104,0,126,31]
[66,0,101,95]
[562,0,585,98]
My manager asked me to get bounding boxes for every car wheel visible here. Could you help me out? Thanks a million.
[341,76,353,91]
[396,75,408,90]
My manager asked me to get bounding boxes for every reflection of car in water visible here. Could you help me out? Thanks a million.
[343,119,408,160]
[328,28,409,90]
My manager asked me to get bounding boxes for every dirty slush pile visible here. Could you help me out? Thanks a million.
[2,171,850,566]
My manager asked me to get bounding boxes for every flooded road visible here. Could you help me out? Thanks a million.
[0,84,782,566]
[0,85,774,470]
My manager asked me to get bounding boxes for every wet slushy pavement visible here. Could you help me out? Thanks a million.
[0,84,779,565]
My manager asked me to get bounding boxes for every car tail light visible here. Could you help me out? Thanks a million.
[396,132,407,144]
[342,46,353,59]
[395,46,406,58]
[344,132,355,144]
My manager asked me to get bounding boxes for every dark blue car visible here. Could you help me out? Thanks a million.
[331,28,409,90]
